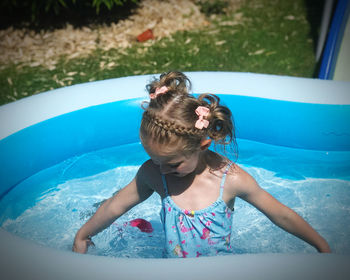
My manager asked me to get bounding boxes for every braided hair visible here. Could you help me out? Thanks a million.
[140,71,237,160]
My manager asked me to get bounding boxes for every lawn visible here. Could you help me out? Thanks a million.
[0,0,321,105]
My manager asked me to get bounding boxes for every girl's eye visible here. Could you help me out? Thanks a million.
[169,162,181,168]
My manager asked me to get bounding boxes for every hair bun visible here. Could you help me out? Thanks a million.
[147,71,191,97]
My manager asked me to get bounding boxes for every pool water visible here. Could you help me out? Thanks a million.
[0,140,349,257]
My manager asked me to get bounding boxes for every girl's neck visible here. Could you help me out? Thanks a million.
[203,150,227,171]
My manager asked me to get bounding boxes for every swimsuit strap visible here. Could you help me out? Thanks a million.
[219,162,232,198]
[161,174,169,196]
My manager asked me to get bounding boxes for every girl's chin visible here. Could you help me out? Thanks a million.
[171,171,195,178]
[168,172,185,177]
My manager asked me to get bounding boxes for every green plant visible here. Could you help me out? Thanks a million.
[93,0,139,14]
[0,0,74,20]
[196,0,229,16]
[0,0,139,22]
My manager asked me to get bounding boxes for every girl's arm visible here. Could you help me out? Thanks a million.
[231,167,331,253]
[73,165,154,254]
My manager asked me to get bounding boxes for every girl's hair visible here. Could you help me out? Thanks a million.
[140,71,237,164]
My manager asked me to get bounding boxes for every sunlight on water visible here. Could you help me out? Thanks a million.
[0,142,349,257]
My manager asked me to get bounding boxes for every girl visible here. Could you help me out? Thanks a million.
[73,71,331,257]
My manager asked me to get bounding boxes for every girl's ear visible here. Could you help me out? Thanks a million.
[200,139,212,151]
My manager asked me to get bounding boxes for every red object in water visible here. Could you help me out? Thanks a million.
[129,218,154,233]
[137,29,154,42]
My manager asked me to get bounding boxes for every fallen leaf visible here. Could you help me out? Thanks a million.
[249,49,265,55]
[215,40,226,46]
[284,15,295,20]
[67,71,78,76]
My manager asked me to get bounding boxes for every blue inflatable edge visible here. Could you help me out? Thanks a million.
[1,95,349,200]
[319,0,350,79]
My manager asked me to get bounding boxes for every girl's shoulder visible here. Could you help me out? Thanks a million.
[137,159,164,194]
[226,163,252,181]
[225,163,259,197]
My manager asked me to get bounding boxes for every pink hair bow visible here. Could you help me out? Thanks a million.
[149,86,168,99]
[195,106,210,129]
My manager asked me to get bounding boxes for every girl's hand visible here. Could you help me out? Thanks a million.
[317,242,332,253]
[71,171,154,255]
[230,166,332,254]
[72,236,95,254]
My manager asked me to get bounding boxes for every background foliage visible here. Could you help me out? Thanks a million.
[0,0,139,29]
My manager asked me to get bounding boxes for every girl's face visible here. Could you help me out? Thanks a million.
[143,141,202,177]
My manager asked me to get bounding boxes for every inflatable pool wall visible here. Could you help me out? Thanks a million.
[319,0,350,81]
[0,72,350,280]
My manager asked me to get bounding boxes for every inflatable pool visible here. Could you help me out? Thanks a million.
[319,0,350,81]
[0,72,350,279]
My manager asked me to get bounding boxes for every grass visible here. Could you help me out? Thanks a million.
[0,0,318,106]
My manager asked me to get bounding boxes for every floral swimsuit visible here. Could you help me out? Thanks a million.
[160,164,234,258]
